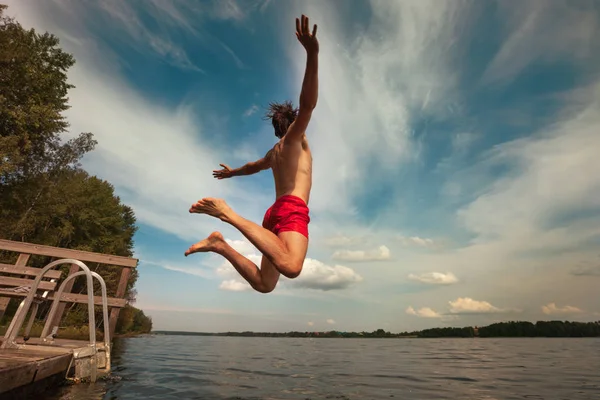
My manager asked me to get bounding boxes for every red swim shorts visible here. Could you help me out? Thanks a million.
[262,195,310,238]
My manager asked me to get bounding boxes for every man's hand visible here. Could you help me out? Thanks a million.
[296,14,318,54]
[212,164,233,180]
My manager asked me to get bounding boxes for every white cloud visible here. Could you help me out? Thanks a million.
[225,239,258,255]
[219,279,251,292]
[408,272,458,285]
[332,246,390,262]
[215,248,361,292]
[326,319,335,325]
[398,236,435,247]
[96,0,205,72]
[307,321,314,327]
[405,306,442,318]
[284,0,477,216]
[136,304,234,314]
[570,261,600,277]
[481,1,600,86]
[448,297,505,314]
[291,258,363,291]
[215,252,261,291]
[323,235,366,248]
[163,264,212,279]
[243,104,259,117]
[541,303,583,315]
[456,81,600,252]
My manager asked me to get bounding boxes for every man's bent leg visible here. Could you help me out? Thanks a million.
[185,232,279,293]
[226,213,308,279]
[190,198,307,278]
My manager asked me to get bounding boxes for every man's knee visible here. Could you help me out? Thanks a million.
[279,260,303,279]
[255,282,276,294]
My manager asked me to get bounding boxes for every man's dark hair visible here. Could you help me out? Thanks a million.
[264,101,298,138]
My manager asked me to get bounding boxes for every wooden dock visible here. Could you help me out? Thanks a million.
[0,239,138,397]
[0,346,72,398]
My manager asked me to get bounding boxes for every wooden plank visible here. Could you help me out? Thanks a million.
[49,264,79,329]
[0,349,73,394]
[109,267,132,339]
[0,360,25,368]
[33,353,73,382]
[16,337,105,349]
[0,298,10,321]
[0,239,138,268]
[0,263,62,279]
[15,254,30,267]
[0,290,126,307]
[0,254,32,321]
[0,276,56,291]
[51,292,127,308]
[0,360,37,393]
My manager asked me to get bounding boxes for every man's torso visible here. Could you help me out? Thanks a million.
[267,135,312,204]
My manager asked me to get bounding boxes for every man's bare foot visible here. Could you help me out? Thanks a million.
[189,197,233,221]
[184,232,225,256]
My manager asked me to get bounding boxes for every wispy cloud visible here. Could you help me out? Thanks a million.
[326,318,335,325]
[137,304,234,314]
[457,81,600,251]
[398,236,436,248]
[408,272,458,285]
[407,297,517,319]
[243,104,259,117]
[541,303,583,315]
[284,0,476,216]
[448,297,512,315]
[220,279,252,292]
[96,0,205,72]
[481,1,600,86]
[323,235,369,248]
[332,245,390,262]
[289,259,363,291]
[218,40,245,69]
[214,241,363,292]
[570,259,600,276]
[163,264,213,279]
[406,306,442,319]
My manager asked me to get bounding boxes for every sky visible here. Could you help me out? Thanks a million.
[5,0,600,333]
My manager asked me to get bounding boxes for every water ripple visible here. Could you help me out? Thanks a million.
[41,336,600,400]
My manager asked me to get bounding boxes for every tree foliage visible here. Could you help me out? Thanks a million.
[0,4,151,335]
[477,320,600,338]
[0,4,86,180]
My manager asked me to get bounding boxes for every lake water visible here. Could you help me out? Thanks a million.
[42,335,600,399]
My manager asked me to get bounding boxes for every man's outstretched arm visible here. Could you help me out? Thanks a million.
[285,15,319,143]
[213,152,271,180]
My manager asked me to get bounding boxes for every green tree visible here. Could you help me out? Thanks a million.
[0,4,92,181]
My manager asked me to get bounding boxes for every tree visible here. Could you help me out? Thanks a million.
[0,5,94,181]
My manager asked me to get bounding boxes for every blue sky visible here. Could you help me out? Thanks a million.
[7,0,600,332]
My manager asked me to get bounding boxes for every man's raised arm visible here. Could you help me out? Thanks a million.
[285,15,319,142]
[213,151,272,180]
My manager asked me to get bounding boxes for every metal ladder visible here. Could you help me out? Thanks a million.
[1,259,111,382]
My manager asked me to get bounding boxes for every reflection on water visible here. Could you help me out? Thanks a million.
[42,336,600,400]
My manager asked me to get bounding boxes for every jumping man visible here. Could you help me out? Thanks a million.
[184,14,319,294]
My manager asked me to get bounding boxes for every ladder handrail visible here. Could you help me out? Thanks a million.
[1,259,97,350]
[40,270,111,372]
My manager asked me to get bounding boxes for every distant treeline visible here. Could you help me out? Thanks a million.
[154,321,600,338]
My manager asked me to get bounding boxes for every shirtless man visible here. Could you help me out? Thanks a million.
[184,14,318,294]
